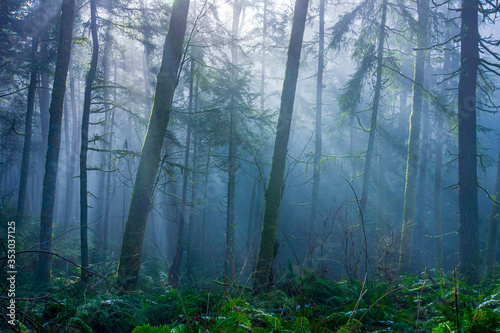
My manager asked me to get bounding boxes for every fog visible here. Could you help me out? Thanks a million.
[1,0,499,291]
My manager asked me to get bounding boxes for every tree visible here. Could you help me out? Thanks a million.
[310,0,324,224]
[358,0,387,214]
[224,0,242,281]
[399,0,429,273]
[457,0,480,284]
[485,145,500,276]
[79,0,99,281]
[169,58,195,288]
[38,0,76,285]
[16,36,39,223]
[253,0,310,291]
[117,0,190,290]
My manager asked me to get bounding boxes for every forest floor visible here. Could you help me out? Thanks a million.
[2,268,500,333]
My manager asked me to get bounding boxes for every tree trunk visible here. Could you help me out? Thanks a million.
[246,177,258,256]
[169,58,194,287]
[260,0,267,112]
[63,63,79,231]
[38,0,76,285]
[434,110,444,270]
[253,0,309,291]
[117,0,190,290]
[79,0,99,281]
[416,75,430,266]
[399,0,428,273]
[377,145,387,241]
[101,28,114,260]
[359,0,387,213]
[141,0,153,117]
[188,134,199,277]
[485,146,500,276]
[201,139,211,274]
[311,0,324,224]
[225,0,242,281]
[17,36,38,223]
[458,0,480,284]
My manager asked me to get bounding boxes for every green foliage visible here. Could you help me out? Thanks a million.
[132,324,171,333]
[7,274,500,333]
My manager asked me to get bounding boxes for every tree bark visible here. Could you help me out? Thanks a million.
[359,0,387,213]
[458,0,480,284]
[399,0,429,273]
[253,0,310,291]
[117,0,190,290]
[38,0,76,285]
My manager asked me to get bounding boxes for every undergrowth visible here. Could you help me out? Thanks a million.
[1,270,500,332]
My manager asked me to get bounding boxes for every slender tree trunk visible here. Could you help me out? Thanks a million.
[399,0,429,273]
[39,45,50,154]
[17,37,39,223]
[485,146,500,275]
[37,26,51,213]
[359,0,387,213]
[311,0,324,223]
[141,0,153,117]
[101,28,113,259]
[63,64,79,231]
[246,177,258,255]
[253,0,309,291]
[415,65,430,266]
[225,0,242,281]
[260,0,267,112]
[63,69,74,231]
[188,134,199,277]
[38,0,76,285]
[116,0,190,290]
[377,145,387,241]
[201,139,211,274]
[169,58,195,287]
[102,109,115,258]
[79,0,99,280]
[458,0,480,284]
[434,110,444,270]
[63,90,71,225]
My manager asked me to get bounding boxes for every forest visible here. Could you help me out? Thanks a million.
[1,0,500,331]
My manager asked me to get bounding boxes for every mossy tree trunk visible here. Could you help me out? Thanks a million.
[38,0,76,285]
[399,0,429,273]
[117,0,190,290]
[457,0,480,284]
[79,0,99,281]
[253,0,310,291]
